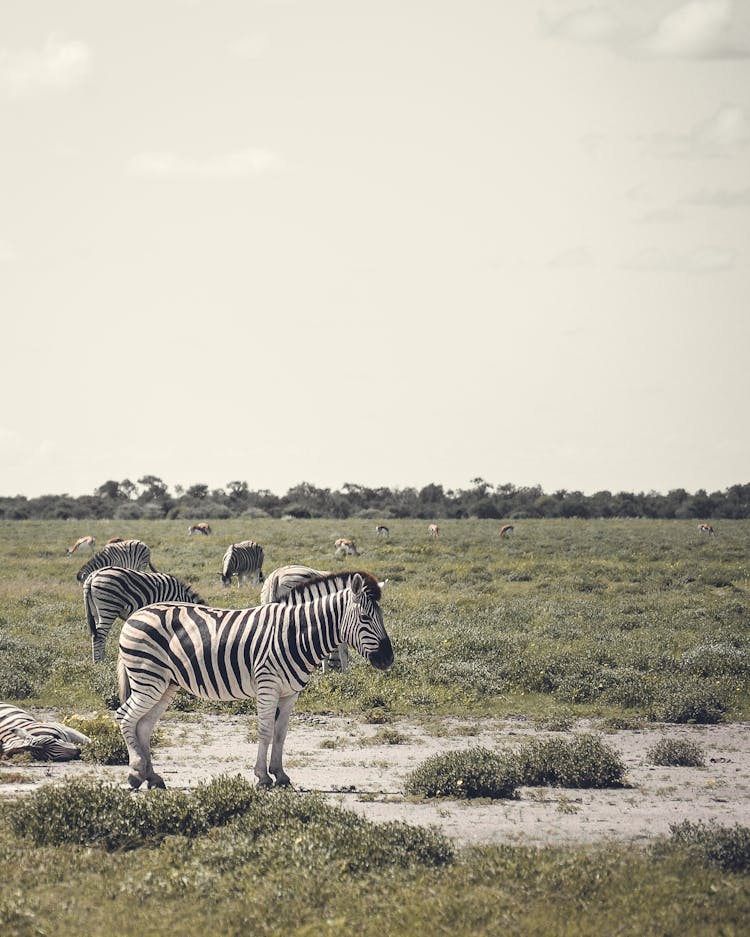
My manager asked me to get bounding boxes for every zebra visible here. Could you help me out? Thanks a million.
[76,539,156,584]
[221,540,264,587]
[116,572,393,790]
[0,702,91,761]
[83,567,205,664]
[188,523,211,536]
[334,538,359,556]
[66,536,95,555]
[261,566,388,673]
[375,525,389,538]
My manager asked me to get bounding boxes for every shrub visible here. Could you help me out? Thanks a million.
[665,820,750,873]
[62,712,130,765]
[404,747,519,799]
[514,734,626,788]
[649,678,730,724]
[647,738,705,767]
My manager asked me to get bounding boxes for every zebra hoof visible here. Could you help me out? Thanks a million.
[127,773,144,790]
[256,776,274,789]
[273,774,292,788]
[147,774,166,789]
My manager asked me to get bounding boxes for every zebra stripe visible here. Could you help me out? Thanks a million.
[221,540,264,587]
[0,702,91,761]
[76,539,156,583]
[116,573,393,790]
[83,567,204,664]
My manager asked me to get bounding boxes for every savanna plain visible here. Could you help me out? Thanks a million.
[1,518,749,936]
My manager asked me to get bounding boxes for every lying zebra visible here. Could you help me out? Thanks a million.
[83,567,204,663]
[0,702,90,761]
[261,566,389,674]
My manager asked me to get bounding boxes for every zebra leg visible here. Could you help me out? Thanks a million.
[254,693,285,788]
[135,685,179,789]
[92,629,108,664]
[116,679,172,789]
[268,694,298,787]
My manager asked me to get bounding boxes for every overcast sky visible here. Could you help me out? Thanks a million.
[1,0,748,499]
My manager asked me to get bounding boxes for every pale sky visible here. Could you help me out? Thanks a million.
[1,0,749,499]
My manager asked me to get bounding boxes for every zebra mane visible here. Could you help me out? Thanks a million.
[287,570,382,602]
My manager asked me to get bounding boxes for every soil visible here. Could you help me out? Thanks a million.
[2,712,749,848]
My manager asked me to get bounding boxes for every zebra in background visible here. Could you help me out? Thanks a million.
[117,573,393,789]
[188,523,211,536]
[221,540,264,587]
[260,564,330,605]
[76,539,156,583]
[0,702,91,762]
[83,567,205,663]
[67,536,95,555]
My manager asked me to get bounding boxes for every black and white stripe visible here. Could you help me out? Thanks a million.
[83,567,204,664]
[0,702,91,761]
[76,539,156,583]
[116,572,393,789]
[221,540,264,587]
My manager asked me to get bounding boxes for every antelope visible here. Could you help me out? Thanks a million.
[698,524,715,536]
[500,524,514,538]
[428,524,440,538]
[375,525,389,538]
[335,538,360,556]
[188,523,212,536]
[66,536,95,555]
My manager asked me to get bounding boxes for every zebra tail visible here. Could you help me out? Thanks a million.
[82,580,98,637]
[149,561,159,573]
[117,657,131,705]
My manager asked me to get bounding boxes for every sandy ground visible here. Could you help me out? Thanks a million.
[2,712,749,848]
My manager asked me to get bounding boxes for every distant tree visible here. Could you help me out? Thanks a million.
[186,484,209,501]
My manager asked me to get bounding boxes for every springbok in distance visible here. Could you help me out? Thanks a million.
[66,536,95,555]
[428,524,440,538]
[375,525,389,538]
[698,524,715,536]
[335,538,360,556]
[106,537,124,544]
[188,523,212,536]
[500,524,514,538]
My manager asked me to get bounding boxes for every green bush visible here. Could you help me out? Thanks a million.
[665,820,750,873]
[649,678,730,724]
[403,747,519,799]
[646,738,705,767]
[62,712,130,765]
[514,734,626,788]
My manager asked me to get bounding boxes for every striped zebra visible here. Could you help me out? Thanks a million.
[116,572,393,789]
[76,539,156,584]
[261,566,388,674]
[0,702,91,761]
[67,536,96,555]
[83,567,205,664]
[221,540,264,587]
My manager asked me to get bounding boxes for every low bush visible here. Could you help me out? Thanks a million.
[649,678,731,724]
[62,712,130,765]
[646,738,705,767]
[514,734,626,788]
[664,820,750,873]
[404,747,519,799]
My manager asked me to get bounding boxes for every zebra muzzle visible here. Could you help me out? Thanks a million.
[369,636,394,671]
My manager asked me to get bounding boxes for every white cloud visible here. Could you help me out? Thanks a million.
[0,35,91,98]
[623,246,735,273]
[691,104,750,153]
[637,0,749,59]
[540,7,623,44]
[128,148,279,178]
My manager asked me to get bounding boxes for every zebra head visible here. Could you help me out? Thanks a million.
[340,573,393,671]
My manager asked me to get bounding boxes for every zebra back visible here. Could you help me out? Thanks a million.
[76,539,156,583]
[83,567,204,636]
[282,570,383,605]
[260,565,330,604]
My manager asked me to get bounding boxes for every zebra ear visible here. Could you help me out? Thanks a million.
[351,573,364,601]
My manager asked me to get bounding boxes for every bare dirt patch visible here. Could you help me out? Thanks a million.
[3,713,749,847]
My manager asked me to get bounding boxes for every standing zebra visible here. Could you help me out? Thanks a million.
[221,540,264,587]
[83,567,205,663]
[67,536,96,555]
[117,573,393,789]
[0,702,91,761]
[76,539,156,583]
[260,564,330,605]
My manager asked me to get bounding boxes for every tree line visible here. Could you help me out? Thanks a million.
[1,476,748,521]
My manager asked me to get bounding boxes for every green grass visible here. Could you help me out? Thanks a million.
[1,518,749,935]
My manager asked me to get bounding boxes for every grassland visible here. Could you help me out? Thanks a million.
[1,518,749,936]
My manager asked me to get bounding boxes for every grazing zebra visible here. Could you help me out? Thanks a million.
[698,524,715,536]
[221,540,264,587]
[66,536,95,555]
[76,539,156,583]
[117,573,393,789]
[334,538,360,556]
[0,702,90,761]
[188,523,212,536]
[260,565,330,605]
[83,567,205,663]
[428,524,440,538]
[500,524,514,538]
[375,525,389,538]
